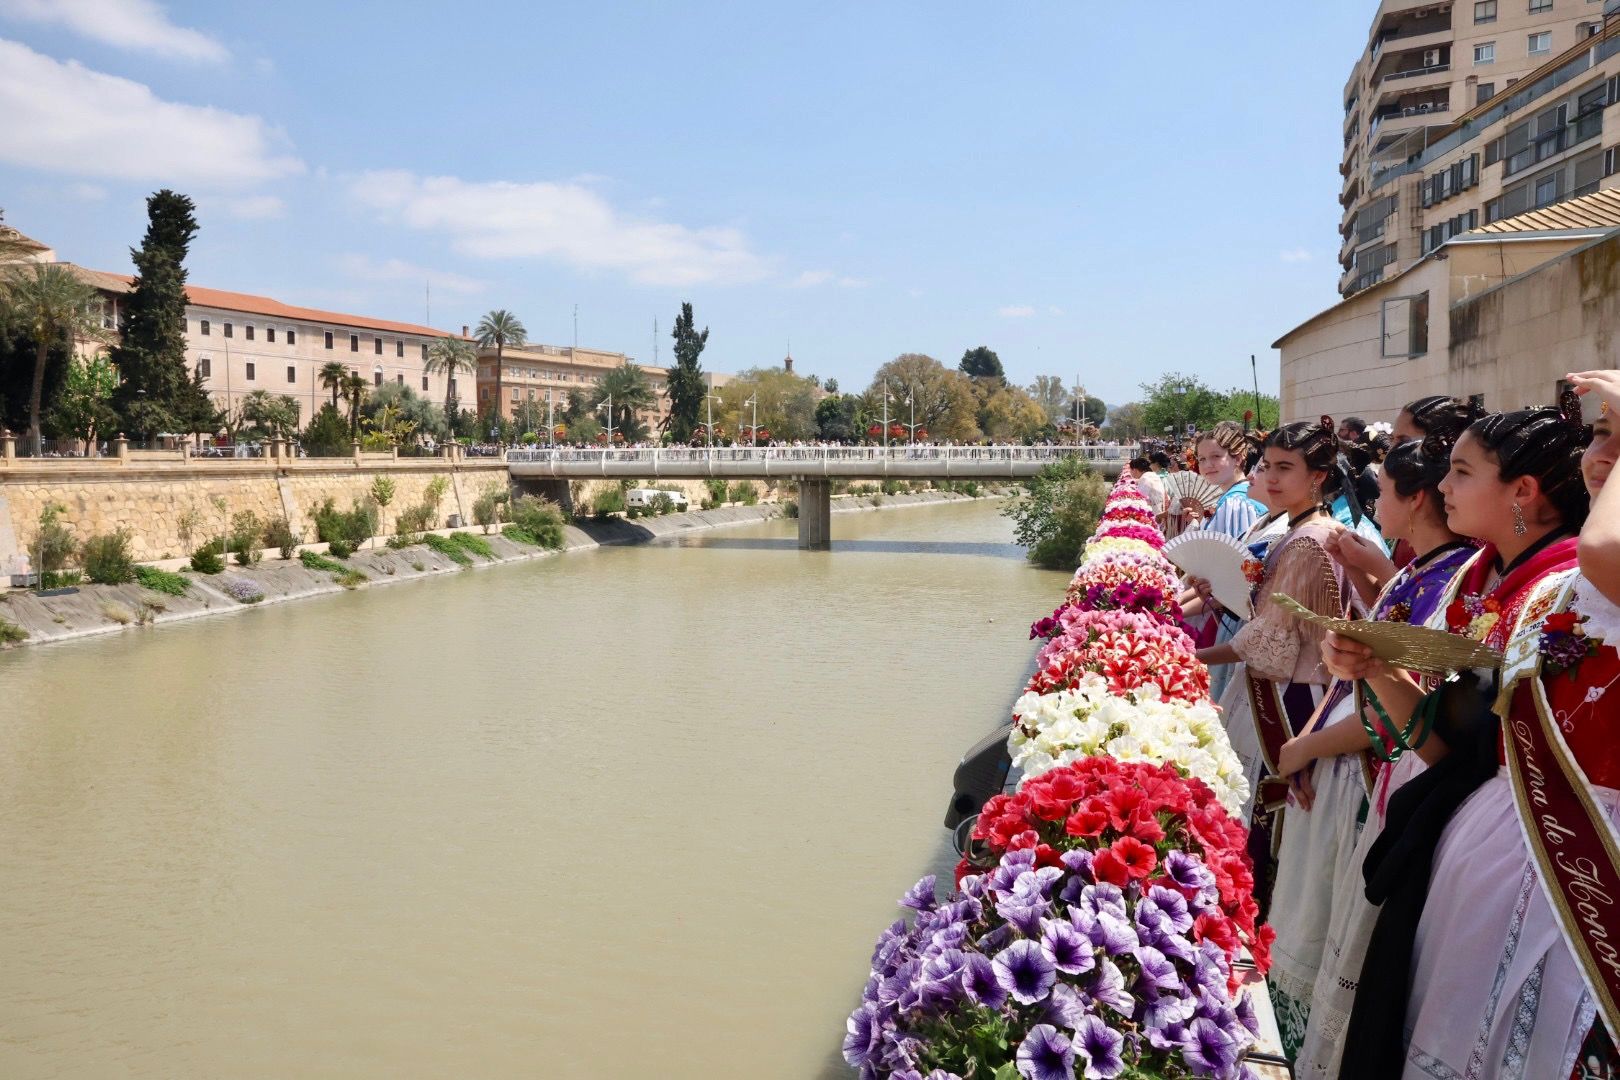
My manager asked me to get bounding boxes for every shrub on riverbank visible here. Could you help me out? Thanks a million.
[299,550,346,574]
[1004,456,1108,570]
[313,498,376,556]
[134,565,190,596]
[32,503,75,579]
[81,529,136,584]
[262,515,299,560]
[507,496,566,548]
[228,511,263,566]
[189,539,226,574]
[422,532,495,565]
[0,616,29,645]
[591,486,626,518]
[336,569,368,589]
[727,481,758,506]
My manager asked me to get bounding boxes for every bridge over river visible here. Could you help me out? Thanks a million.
[506,444,1133,549]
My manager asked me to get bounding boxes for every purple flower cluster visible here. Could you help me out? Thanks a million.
[1030,607,1065,641]
[222,577,265,604]
[845,848,1260,1080]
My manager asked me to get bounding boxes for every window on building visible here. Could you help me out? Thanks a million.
[420,343,428,361]
[324,330,334,349]
[1529,31,1552,56]
[287,329,296,346]
[510,387,519,401]
[198,357,211,378]
[267,327,276,343]
[1478,82,1496,105]
[200,319,211,336]
[374,337,383,355]
[1475,41,1496,64]
[287,366,296,384]
[1475,0,1497,21]
[396,373,404,385]
[245,362,256,380]
[422,375,430,392]
[395,340,404,358]
[1579,85,1608,115]
[1583,21,1603,39]
[373,367,383,387]
[1607,146,1620,177]
[449,377,457,396]
[1536,172,1561,206]
[1529,0,1552,13]
[224,322,234,338]
[1381,293,1430,358]
[245,324,255,341]
[350,334,359,352]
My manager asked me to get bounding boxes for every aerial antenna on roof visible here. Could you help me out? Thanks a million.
[425,280,430,325]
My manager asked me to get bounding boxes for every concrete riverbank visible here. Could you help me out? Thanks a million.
[0,489,1005,650]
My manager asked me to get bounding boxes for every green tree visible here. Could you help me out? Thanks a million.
[815,394,859,442]
[823,377,838,394]
[1210,387,1280,431]
[1106,402,1148,441]
[1138,373,1223,439]
[1003,456,1109,570]
[424,337,476,433]
[598,360,657,442]
[362,382,444,441]
[1027,375,1070,424]
[236,390,300,440]
[665,301,709,443]
[343,372,368,437]
[318,361,349,408]
[868,354,980,442]
[959,345,1006,384]
[109,190,210,439]
[301,403,350,456]
[475,309,526,439]
[46,351,119,448]
[0,263,108,453]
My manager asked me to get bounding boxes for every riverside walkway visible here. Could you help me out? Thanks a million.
[506,444,1133,549]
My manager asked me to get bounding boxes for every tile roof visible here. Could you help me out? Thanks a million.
[1465,188,1620,237]
[65,264,458,339]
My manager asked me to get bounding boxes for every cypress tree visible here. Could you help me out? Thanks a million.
[111,190,201,438]
[665,302,709,443]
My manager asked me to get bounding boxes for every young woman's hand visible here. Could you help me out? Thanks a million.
[1324,528,1396,580]
[1322,630,1387,681]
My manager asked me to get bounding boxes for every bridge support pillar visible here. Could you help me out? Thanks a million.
[797,478,831,551]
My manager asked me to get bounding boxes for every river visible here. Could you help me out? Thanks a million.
[0,500,1067,1079]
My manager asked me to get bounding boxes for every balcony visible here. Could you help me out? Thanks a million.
[1380,62,1451,91]
[1503,112,1604,178]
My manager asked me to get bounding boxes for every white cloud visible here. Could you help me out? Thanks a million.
[0,39,303,186]
[791,269,867,289]
[1048,305,1064,316]
[348,170,768,287]
[907,288,924,298]
[336,254,487,295]
[0,0,228,62]
[998,305,1036,318]
[1279,248,1313,263]
[202,194,284,219]
[67,182,106,201]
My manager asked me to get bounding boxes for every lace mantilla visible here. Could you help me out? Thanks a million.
[1575,573,1620,647]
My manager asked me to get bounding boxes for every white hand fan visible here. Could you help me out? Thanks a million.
[1162,530,1254,619]
[1163,472,1224,516]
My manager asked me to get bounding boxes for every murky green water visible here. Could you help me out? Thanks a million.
[0,501,1065,1079]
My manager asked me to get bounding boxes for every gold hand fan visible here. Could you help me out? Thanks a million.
[1273,594,1502,676]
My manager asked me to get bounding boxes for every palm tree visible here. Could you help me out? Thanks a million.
[424,337,476,436]
[343,372,368,438]
[318,361,349,409]
[599,360,656,443]
[474,309,526,441]
[0,263,108,454]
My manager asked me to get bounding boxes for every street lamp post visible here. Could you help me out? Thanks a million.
[705,376,723,451]
[547,387,554,448]
[743,395,758,447]
[597,393,614,445]
[881,384,891,450]
[1073,376,1086,449]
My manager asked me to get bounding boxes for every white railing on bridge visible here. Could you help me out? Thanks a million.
[505,444,1135,467]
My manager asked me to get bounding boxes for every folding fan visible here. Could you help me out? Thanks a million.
[1163,472,1225,517]
[1273,595,1502,677]
[1162,530,1253,619]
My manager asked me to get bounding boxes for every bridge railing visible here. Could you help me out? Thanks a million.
[504,444,1136,466]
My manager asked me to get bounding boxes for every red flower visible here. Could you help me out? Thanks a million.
[1446,599,1469,632]
[1092,847,1130,887]
[1110,836,1157,879]
[1034,844,1065,870]
[1048,771,1086,803]
[1008,829,1041,852]
[1065,806,1109,837]
[1029,789,1070,822]
[1126,808,1167,845]
[1546,611,1580,634]
[1193,912,1239,954]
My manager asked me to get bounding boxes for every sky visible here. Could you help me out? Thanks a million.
[0,0,1372,408]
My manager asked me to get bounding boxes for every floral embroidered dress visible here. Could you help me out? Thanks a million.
[1367,539,1620,1079]
[1274,543,1475,1070]
[1200,481,1269,703]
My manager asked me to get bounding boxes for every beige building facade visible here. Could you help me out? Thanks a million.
[1279,187,1620,422]
[1341,0,1616,296]
[475,343,734,434]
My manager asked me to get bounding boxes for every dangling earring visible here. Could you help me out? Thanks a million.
[1512,502,1527,536]
[1310,481,1322,504]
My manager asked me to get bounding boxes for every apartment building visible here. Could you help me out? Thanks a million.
[1339,0,1608,296]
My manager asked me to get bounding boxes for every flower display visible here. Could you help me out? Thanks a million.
[845,462,1269,1078]
[1009,679,1250,815]
[845,844,1262,1080]
[1445,594,1502,642]
[222,577,265,604]
[1541,610,1597,675]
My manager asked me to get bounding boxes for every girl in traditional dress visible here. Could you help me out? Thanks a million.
[1194,418,1353,909]
[1334,393,1602,1078]
[1179,422,1269,701]
[1267,433,1474,1067]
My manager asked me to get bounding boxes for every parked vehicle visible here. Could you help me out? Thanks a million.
[625,487,689,511]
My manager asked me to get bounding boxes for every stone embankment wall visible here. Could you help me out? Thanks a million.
[0,449,510,568]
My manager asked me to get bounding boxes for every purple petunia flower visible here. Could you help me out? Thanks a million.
[1043,982,1091,1028]
[994,939,1058,1005]
[1089,957,1136,1018]
[962,952,1008,1010]
[1060,849,1095,882]
[1016,1024,1076,1080]
[843,1002,884,1069]
[1180,1016,1241,1075]
[1145,886,1194,935]
[1073,1014,1126,1079]
[1087,910,1138,956]
[1041,917,1097,975]
[901,875,938,912]
[1235,989,1260,1037]
[1133,944,1180,993]
[997,892,1049,937]
[1081,883,1127,921]
[1164,850,1215,894]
